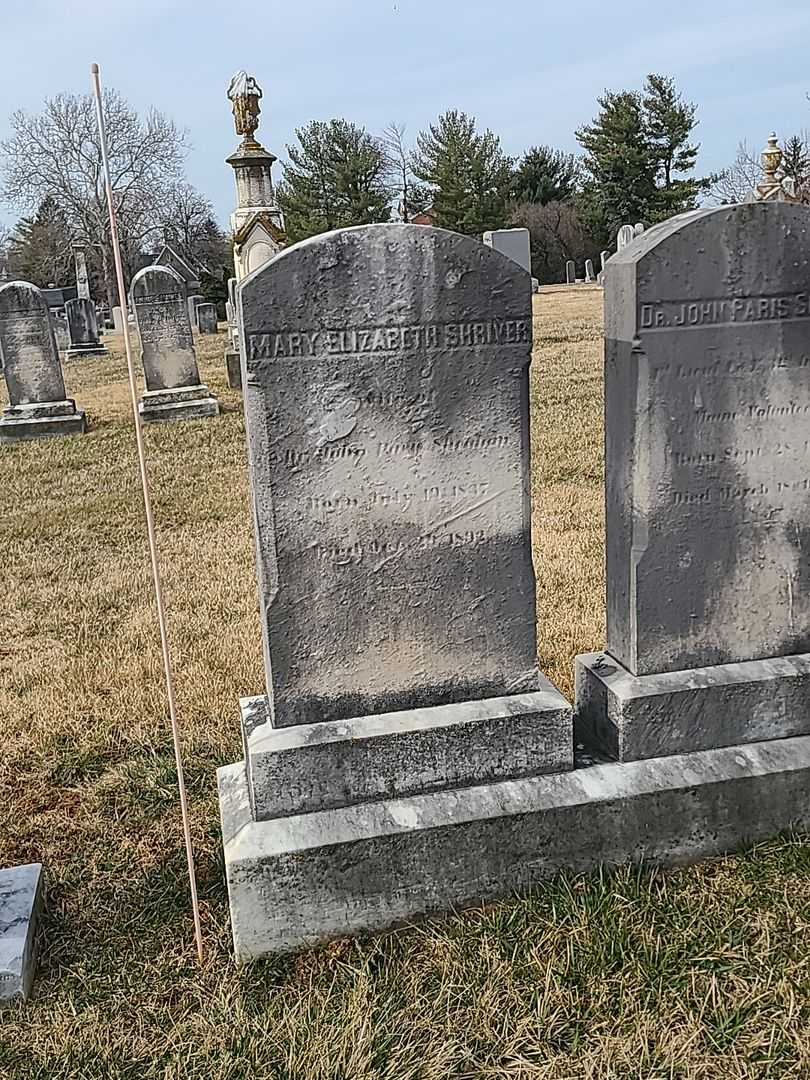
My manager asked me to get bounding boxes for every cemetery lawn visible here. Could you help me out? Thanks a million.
[1,288,808,1079]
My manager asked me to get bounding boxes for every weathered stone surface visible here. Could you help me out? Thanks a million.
[112,305,125,332]
[575,650,810,760]
[565,259,575,284]
[65,298,106,357]
[242,674,572,818]
[584,259,595,282]
[138,384,219,423]
[0,281,86,441]
[239,223,541,728]
[482,228,531,276]
[219,733,810,958]
[605,203,810,677]
[196,302,218,334]
[0,863,43,1001]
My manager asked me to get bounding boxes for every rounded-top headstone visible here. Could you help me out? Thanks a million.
[0,281,65,406]
[606,201,810,675]
[131,264,201,391]
[239,223,540,727]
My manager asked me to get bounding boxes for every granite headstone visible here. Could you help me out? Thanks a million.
[65,297,107,358]
[576,201,810,759]
[0,281,87,441]
[565,260,575,284]
[196,302,218,334]
[131,265,218,422]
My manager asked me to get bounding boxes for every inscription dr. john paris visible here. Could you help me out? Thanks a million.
[640,292,810,330]
[248,319,530,362]
[239,223,541,727]
[606,202,810,676]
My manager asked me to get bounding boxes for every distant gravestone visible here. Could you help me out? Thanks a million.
[225,276,242,389]
[565,260,576,284]
[196,302,218,334]
[73,244,91,301]
[584,259,595,282]
[600,249,610,273]
[112,306,125,332]
[0,863,43,1001]
[617,224,635,251]
[634,222,645,237]
[130,265,219,422]
[65,298,107,358]
[187,294,204,328]
[482,228,532,276]
[577,202,810,760]
[0,281,87,442]
[220,222,572,954]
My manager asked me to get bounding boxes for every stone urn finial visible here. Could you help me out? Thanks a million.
[761,132,783,185]
[227,71,263,149]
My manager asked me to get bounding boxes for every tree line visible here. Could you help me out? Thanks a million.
[277,74,711,283]
[2,75,809,297]
[0,89,231,310]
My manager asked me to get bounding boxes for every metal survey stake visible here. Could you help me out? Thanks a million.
[90,62,204,964]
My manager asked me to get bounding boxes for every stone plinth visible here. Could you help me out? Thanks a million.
[0,863,43,1001]
[241,677,572,819]
[65,297,107,358]
[219,734,810,958]
[576,651,810,760]
[0,281,87,442]
[131,265,218,423]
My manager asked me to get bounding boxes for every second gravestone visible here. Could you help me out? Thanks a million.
[130,265,219,422]
[0,281,87,442]
[218,223,572,955]
[577,202,810,759]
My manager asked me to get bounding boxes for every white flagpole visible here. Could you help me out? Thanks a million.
[90,63,204,964]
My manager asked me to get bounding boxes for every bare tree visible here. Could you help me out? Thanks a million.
[511,200,597,285]
[157,181,219,264]
[382,122,429,222]
[0,89,189,304]
[709,141,761,204]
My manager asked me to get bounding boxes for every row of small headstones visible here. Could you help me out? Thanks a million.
[0,266,222,437]
[564,223,646,286]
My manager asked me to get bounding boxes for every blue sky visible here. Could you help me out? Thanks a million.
[2,0,810,230]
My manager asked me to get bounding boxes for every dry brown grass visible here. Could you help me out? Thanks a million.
[0,292,808,1079]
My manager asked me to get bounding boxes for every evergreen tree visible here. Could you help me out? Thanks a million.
[278,120,393,242]
[512,146,580,205]
[577,74,709,244]
[7,197,73,285]
[412,110,513,235]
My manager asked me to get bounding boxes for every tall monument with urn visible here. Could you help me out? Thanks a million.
[226,71,286,281]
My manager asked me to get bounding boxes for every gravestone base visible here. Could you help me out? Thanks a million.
[138,385,219,423]
[219,733,810,959]
[0,863,44,1001]
[225,349,242,390]
[575,651,810,761]
[0,400,87,442]
[66,342,108,359]
[241,678,573,819]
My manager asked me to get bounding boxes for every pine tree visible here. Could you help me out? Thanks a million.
[577,75,709,244]
[512,146,580,205]
[278,120,393,242]
[412,110,513,235]
[7,197,73,285]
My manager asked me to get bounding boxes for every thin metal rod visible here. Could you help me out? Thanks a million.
[90,63,204,964]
